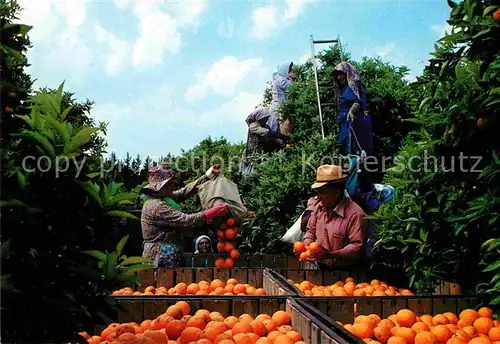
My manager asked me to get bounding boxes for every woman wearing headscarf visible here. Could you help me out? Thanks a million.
[140,164,228,267]
[191,235,213,267]
[333,62,374,156]
[240,107,288,180]
[269,61,295,135]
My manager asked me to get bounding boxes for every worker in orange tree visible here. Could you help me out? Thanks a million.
[140,164,229,267]
[302,164,368,268]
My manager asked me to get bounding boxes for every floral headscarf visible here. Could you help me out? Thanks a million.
[333,62,363,100]
[142,164,174,192]
[245,107,270,125]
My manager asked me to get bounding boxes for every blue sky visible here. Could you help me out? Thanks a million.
[17,0,451,161]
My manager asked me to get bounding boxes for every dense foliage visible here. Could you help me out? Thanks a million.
[0,3,151,342]
[370,0,500,305]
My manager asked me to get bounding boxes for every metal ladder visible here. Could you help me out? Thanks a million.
[310,34,343,139]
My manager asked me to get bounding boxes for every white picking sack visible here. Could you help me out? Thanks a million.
[281,214,304,244]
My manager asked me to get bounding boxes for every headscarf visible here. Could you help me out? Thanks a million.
[141,164,174,192]
[272,61,293,80]
[245,107,270,125]
[333,62,363,100]
[194,235,213,253]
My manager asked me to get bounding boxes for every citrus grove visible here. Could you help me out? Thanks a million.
[1,0,499,342]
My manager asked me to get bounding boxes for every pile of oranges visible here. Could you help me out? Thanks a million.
[291,277,414,297]
[111,279,266,296]
[292,241,321,262]
[215,218,241,269]
[81,301,306,344]
[340,307,499,344]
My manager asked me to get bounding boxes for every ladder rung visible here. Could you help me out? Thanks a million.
[320,102,337,106]
[313,39,338,44]
[319,85,334,88]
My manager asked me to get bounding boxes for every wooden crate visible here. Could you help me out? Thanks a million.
[298,295,482,325]
[123,267,297,296]
[186,253,318,269]
[103,296,361,344]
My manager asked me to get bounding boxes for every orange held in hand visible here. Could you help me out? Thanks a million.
[293,242,306,254]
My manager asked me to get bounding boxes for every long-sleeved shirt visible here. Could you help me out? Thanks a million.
[303,197,367,265]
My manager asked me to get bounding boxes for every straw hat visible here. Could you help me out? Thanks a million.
[311,164,347,189]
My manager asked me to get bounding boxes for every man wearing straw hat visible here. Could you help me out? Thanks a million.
[303,164,368,267]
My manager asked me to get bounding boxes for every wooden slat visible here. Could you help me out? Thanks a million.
[137,269,155,290]
[156,268,174,288]
[382,298,408,318]
[356,298,382,317]
[311,323,321,344]
[433,297,458,315]
[287,256,300,269]
[321,331,339,344]
[262,255,275,268]
[457,297,480,313]
[117,300,143,323]
[248,255,262,268]
[299,305,312,344]
[322,271,339,286]
[328,299,355,324]
[232,268,248,284]
[210,300,232,317]
[248,268,264,288]
[260,299,280,316]
[196,267,214,282]
[174,268,194,284]
[214,268,230,281]
[284,270,304,285]
[306,270,323,285]
[273,254,288,269]
[408,298,433,316]
[240,300,260,316]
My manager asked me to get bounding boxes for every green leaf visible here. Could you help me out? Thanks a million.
[16,170,26,191]
[122,263,153,275]
[63,127,101,155]
[115,235,129,257]
[483,261,500,272]
[60,105,73,121]
[22,130,56,157]
[82,250,107,261]
[119,256,151,266]
[406,239,422,244]
[105,210,139,220]
[0,199,42,213]
[41,114,70,142]
[78,181,103,208]
[481,238,498,250]
[483,6,499,16]
[106,192,137,207]
[87,172,101,179]
[490,296,500,305]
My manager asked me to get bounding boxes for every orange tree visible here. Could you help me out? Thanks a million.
[0,3,151,342]
[370,0,500,305]
[237,46,415,253]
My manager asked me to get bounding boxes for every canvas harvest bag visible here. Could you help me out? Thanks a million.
[197,175,248,222]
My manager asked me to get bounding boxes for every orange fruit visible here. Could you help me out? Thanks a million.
[227,218,235,226]
[431,325,452,344]
[232,321,254,336]
[230,249,240,259]
[293,242,306,254]
[274,334,295,344]
[475,317,494,335]
[179,327,202,344]
[225,229,235,240]
[396,309,417,327]
[493,9,500,22]
[272,311,291,327]
[414,331,438,344]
